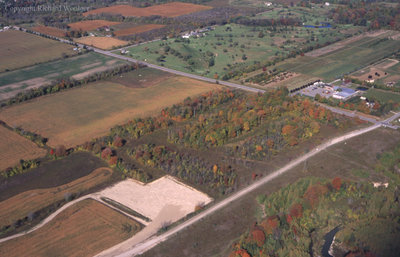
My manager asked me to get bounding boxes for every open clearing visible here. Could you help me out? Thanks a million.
[84,2,212,17]
[0,52,127,101]
[0,30,75,72]
[75,36,129,50]
[95,176,213,257]
[114,24,165,37]
[0,126,46,171]
[0,199,141,257]
[0,74,222,147]
[0,167,112,228]
[123,23,355,79]
[31,26,66,37]
[68,20,121,31]
[98,176,213,221]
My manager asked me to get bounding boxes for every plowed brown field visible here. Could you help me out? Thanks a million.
[0,199,141,257]
[83,2,212,17]
[68,20,121,31]
[0,167,113,228]
[74,36,128,50]
[0,126,46,171]
[31,26,66,37]
[114,24,165,37]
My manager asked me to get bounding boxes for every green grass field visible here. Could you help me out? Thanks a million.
[120,23,354,79]
[277,35,400,81]
[365,88,400,103]
[0,52,128,101]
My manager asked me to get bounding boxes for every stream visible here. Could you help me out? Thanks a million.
[321,226,341,257]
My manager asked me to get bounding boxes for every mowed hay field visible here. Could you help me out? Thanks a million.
[0,71,222,147]
[0,167,112,228]
[114,24,165,37]
[83,2,212,17]
[68,20,120,31]
[75,36,128,50]
[0,126,46,171]
[0,30,75,72]
[31,26,66,37]
[0,199,142,257]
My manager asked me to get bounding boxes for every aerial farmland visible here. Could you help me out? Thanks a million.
[1,1,400,257]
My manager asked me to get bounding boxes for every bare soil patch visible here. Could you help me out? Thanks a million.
[0,75,222,147]
[0,126,46,171]
[83,2,212,17]
[0,30,75,72]
[31,26,66,37]
[68,20,121,31]
[75,36,129,50]
[0,199,141,257]
[0,167,112,228]
[114,24,165,37]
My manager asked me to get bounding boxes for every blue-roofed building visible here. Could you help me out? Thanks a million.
[332,86,357,100]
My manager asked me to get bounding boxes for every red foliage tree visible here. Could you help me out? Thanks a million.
[109,156,118,165]
[332,177,342,191]
[101,147,113,159]
[252,228,266,247]
[286,214,293,224]
[304,183,329,208]
[289,203,303,219]
[113,136,124,147]
[261,215,279,234]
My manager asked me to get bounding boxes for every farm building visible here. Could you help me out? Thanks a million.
[332,87,357,100]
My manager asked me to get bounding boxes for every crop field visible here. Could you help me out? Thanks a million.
[68,20,121,31]
[0,152,107,202]
[365,88,400,103]
[0,126,46,171]
[74,36,129,50]
[0,199,142,257]
[277,33,400,81]
[122,23,356,79]
[0,30,76,72]
[0,167,112,228]
[0,52,128,101]
[83,2,212,17]
[114,24,165,37]
[31,26,66,37]
[0,73,221,147]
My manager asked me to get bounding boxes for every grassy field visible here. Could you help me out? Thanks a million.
[0,167,112,228]
[0,199,142,257]
[365,88,400,103]
[0,70,222,147]
[139,127,400,257]
[0,52,128,101]
[83,2,212,17]
[0,126,46,171]
[114,24,165,37]
[74,36,129,50]
[122,22,356,79]
[277,33,400,81]
[0,30,76,72]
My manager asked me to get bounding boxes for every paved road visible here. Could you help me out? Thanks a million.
[100,122,383,257]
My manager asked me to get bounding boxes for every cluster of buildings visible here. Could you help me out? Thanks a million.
[296,81,359,101]
[181,27,213,39]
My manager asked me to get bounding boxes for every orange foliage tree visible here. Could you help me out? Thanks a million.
[252,228,266,247]
[332,177,342,191]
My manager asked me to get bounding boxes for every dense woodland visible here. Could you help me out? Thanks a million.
[229,144,400,257]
